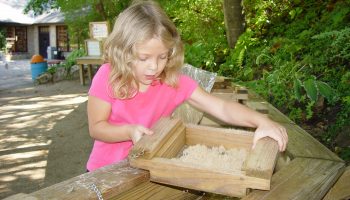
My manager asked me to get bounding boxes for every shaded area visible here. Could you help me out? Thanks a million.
[43,101,93,187]
[0,79,92,198]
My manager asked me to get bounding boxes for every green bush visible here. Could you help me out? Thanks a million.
[0,27,6,51]
[63,49,86,78]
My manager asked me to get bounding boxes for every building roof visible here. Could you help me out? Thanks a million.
[0,1,34,24]
[0,1,64,25]
[33,10,64,24]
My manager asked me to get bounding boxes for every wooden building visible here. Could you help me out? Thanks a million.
[0,1,70,59]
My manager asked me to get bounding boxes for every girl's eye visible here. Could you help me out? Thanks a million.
[160,55,168,60]
[139,58,147,61]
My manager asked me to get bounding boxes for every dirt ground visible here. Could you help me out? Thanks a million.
[0,79,93,199]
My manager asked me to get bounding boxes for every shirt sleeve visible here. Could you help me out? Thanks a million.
[174,75,198,104]
[88,63,114,103]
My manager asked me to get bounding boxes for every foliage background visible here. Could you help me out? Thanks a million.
[0,27,6,51]
[25,0,350,162]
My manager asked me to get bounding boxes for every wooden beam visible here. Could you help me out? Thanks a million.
[26,160,149,200]
[283,122,343,162]
[146,158,268,197]
[242,137,279,180]
[130,118,182,159]
[245,101,269,115]
[3,193,38,200]
[185,124,254,150]
[242,158,345,200]
[111,181,202,200]
[154,124,186,158]
[323,166,350,200]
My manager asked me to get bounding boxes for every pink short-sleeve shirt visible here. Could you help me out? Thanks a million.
[87,63,198,171]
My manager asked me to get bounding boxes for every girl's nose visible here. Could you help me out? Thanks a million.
[148,59,158,71]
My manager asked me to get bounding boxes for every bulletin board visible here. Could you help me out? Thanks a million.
[85,39,103,56]
[89,21,110,40]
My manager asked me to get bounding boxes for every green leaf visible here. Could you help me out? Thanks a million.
[293,78,302,101]
[316,81,333,101]
[303,79,318,101]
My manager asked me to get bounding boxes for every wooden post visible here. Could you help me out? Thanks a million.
[79,64,85,85]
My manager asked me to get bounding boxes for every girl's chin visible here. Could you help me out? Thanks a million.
[138,80,152,87]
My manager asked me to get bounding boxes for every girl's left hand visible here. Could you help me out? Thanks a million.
[252,120,288,152]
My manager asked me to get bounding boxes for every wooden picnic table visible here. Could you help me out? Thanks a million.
[76,56,104,85]
[5,79,348,200]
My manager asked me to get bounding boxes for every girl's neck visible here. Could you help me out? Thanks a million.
[138,84,150,93]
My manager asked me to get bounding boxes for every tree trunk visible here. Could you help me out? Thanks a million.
[223,0,245,48]
[96,0,107,20]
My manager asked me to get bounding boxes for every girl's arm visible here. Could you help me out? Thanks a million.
[87,96,153,143]
[187,86,288,151]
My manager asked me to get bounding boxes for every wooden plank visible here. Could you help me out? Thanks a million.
[129,157,155,171]
[185,125,254,150]
[242,158,345,200]
[245,101,269,115]
[212,88,235,93]
[274,153,292,172]
[235,87,249,102]
[130,118,182,159]
[155,124,186,158]
[111,181,202,200]
[147,158,271,197]
[212,76,232,89]
[228,92,342,162]
[283,122,343,162]
[26,160,149,200]
[3,193,38,200]
[76,56,104,65]
[323,166,350,200]
[242,137,279,180]
[264,101,300,125]
[212,91,239,101]
[240,85,343,162]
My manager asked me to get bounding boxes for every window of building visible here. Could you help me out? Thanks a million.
[6,26,27,52]
[56,25,69,52]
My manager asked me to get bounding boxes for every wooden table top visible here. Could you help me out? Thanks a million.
[76,56,104,65]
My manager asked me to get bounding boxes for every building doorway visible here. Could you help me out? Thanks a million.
[39,26,50,58]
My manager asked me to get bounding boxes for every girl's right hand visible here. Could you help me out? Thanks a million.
[129,125,154,144]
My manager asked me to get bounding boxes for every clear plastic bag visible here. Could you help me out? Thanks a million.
[172,64,217,124]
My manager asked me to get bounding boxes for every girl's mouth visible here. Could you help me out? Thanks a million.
[145,75,156,80]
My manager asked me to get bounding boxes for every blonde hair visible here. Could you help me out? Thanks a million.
[103,0,184,99]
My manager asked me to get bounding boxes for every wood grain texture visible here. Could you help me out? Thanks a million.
[25,160,149,200]
[245,101,269,115]
[242,137,279,180]
[111,181,202,200]
[323,166,350,200]
[147,158,271,197]
[3,193,38,200]
[282,122,343,162]
[154,124,186,158]
[185,124,254,150]
[242,158,345,200]
[130,118,182,159]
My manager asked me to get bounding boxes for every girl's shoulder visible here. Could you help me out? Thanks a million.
[94,63,112,77]
[178,74,196,85]
[98,63,111,73]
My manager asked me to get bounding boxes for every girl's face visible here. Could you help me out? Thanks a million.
[132,37,169,92]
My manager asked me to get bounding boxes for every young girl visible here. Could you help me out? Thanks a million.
[86,0,288,171]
